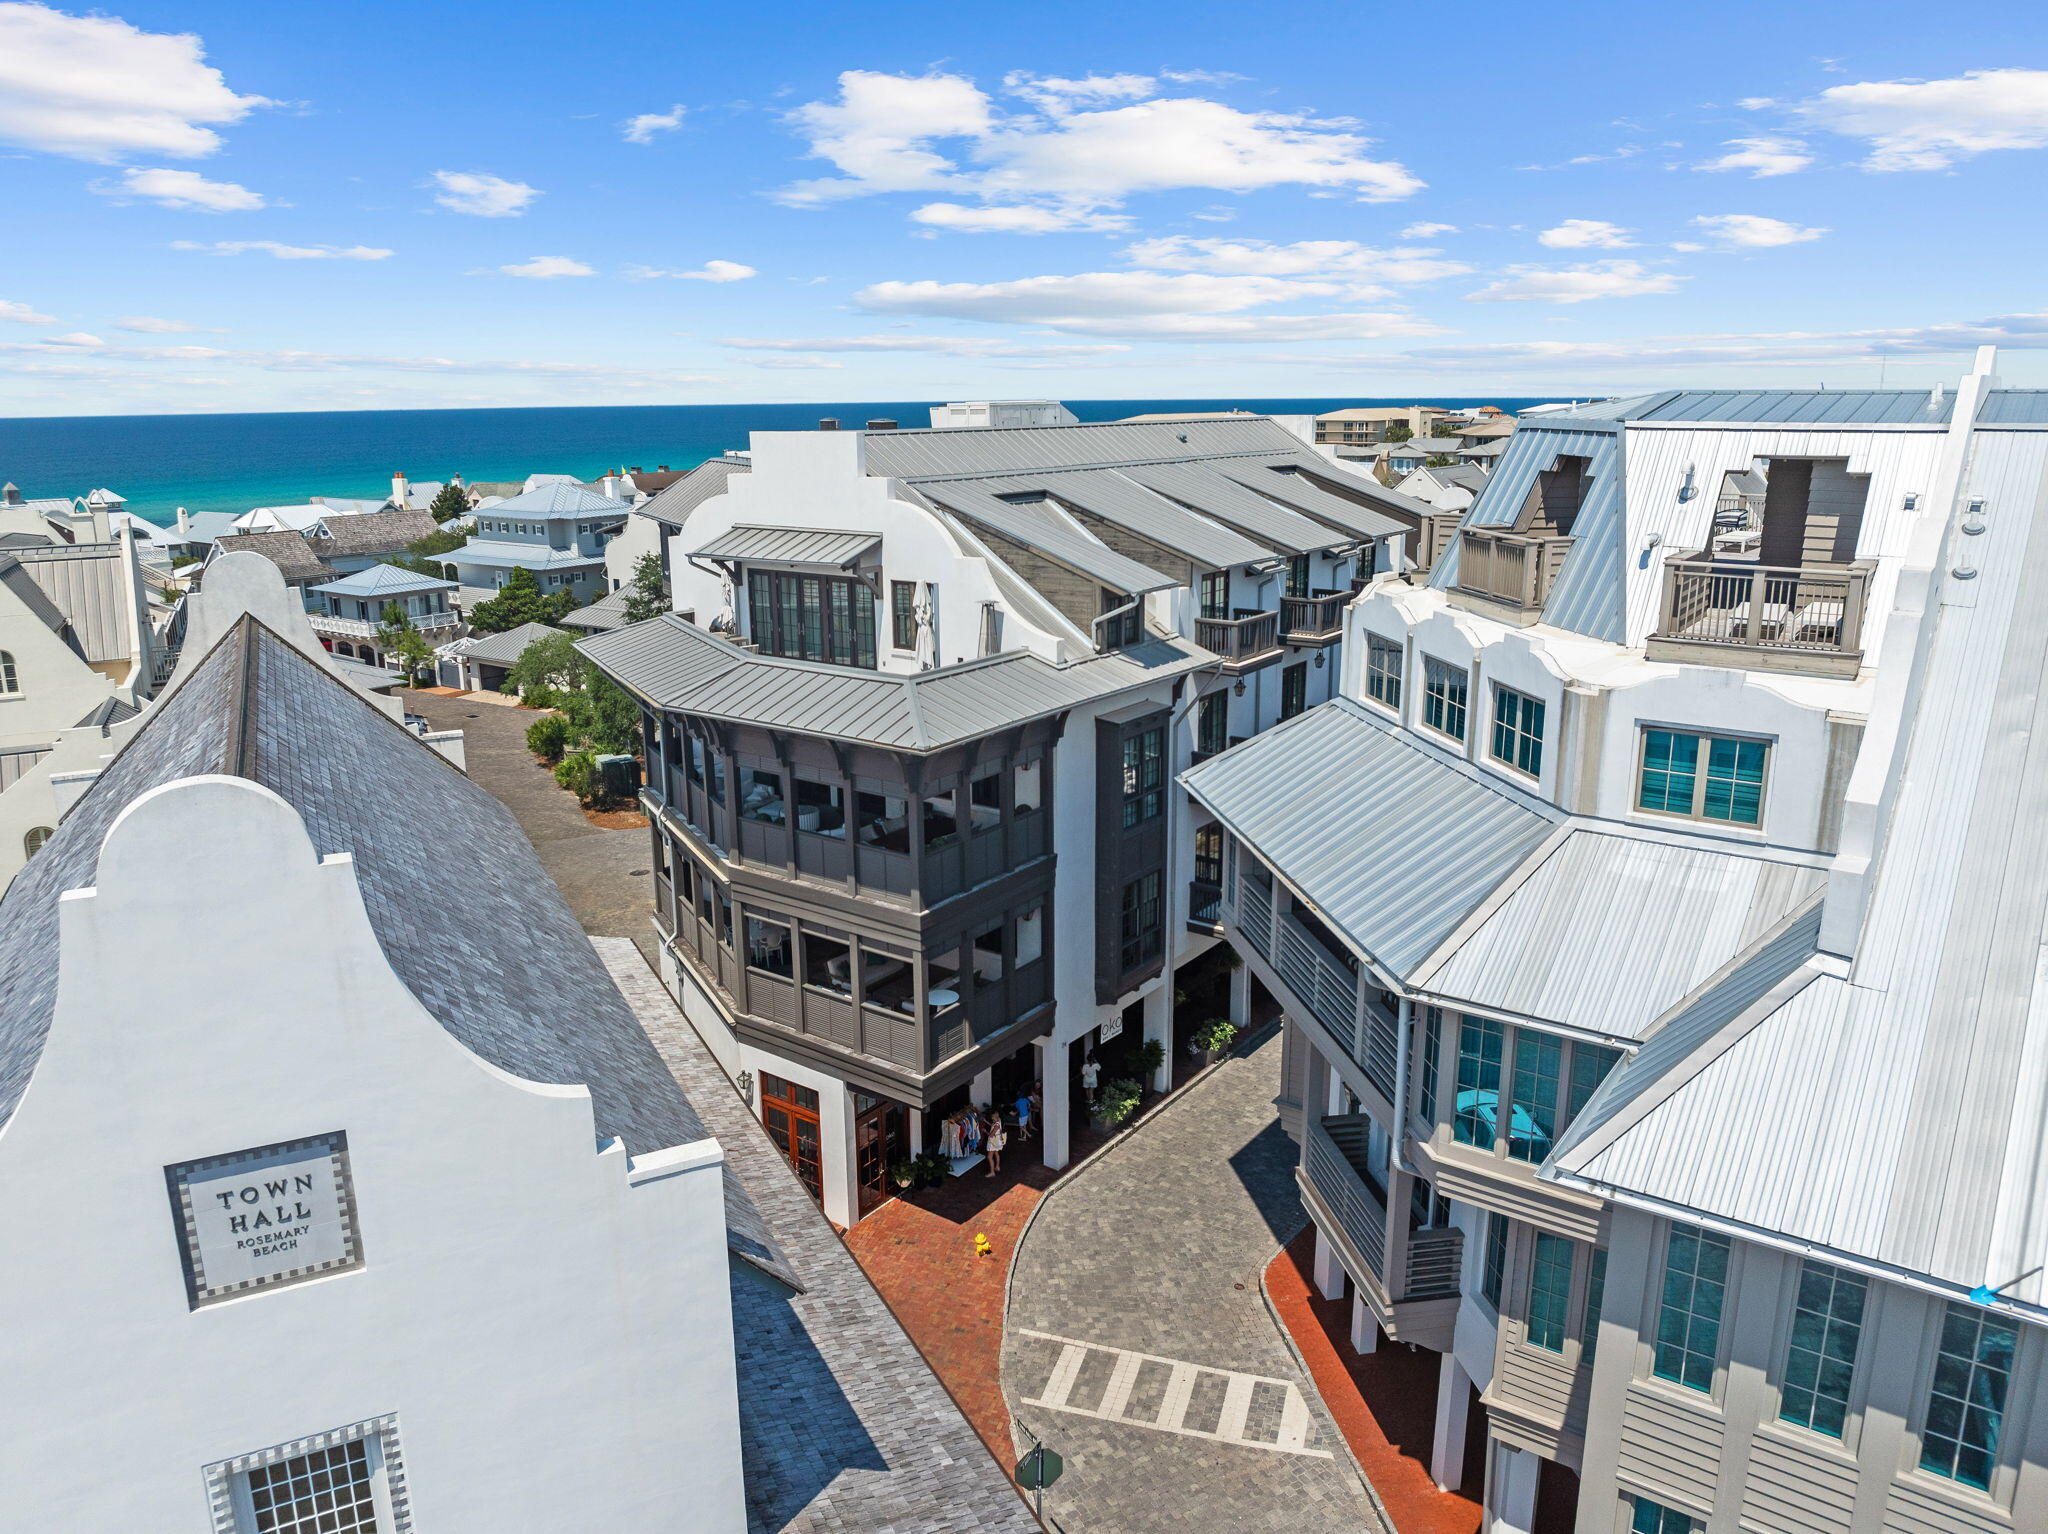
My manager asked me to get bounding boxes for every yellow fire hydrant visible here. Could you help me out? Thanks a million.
[974,1231,995,1259]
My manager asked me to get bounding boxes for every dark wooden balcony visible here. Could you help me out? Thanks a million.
[1279,589,1349,645]
[1647,552,1872,678]
[1450,528,1574,625]
[1193,609,1282,673]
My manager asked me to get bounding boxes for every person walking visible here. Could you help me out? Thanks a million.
[985,1117,1008,1177]
[1080,1054,1100,1106]
[1014,1088,1035,1142]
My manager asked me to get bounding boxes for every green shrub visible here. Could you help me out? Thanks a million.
[1194,1017,1239,1055]
[1098,1077,1143,1127]
[526,712,571,762]
[1136,1038,1166,1077]
[553,750,598,805]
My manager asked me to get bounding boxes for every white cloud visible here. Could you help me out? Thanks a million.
[494,256,594,279]
[621,104,685,144]
[0,299,59,325]
[852,270,1442,341]
[720,334,1129,358]
[428,170,540,217]
[628,259,757,282]
[172,239,392,260]
[1401,221,1457,237]
[749,356,846,369]
[115,315,218,333]
[0,1,269,162]
[92,165,264,211]
[1122,236,1468,282]
[1780,68,2048,170]
[911,201,1130,233]
[1694,136,1813,177]
[1690,213,1826,247]
[776,69,1421,217]
[0,334,724,382]
[42,331,102,346]
[1464,260,1684,304]
[1001,72,1156,111]
[1537,218,1635,249]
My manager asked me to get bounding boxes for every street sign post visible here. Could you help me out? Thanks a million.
[1015,1444,1063,1519]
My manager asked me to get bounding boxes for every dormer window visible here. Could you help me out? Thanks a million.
[746,570,877,669]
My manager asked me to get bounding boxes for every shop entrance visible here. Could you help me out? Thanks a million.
[854,1093,907,1216]
[761,1073,824,1203]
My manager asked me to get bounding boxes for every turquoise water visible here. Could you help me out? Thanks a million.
[0,397,1544,524]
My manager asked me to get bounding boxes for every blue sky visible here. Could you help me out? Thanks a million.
[2,0,2045,416]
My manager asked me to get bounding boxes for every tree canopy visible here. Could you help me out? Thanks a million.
[621,550,669,624]
[427,482,471,521]
[469,566,576,634]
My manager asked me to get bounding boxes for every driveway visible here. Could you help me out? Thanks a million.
[401,688,656,962]
[1001,1032,1385,1533]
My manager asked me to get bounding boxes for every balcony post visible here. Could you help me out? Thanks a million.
[1744,565,1766,644]
[1229,954,1252,1028]
[1142,985,1173,1092]
[1349,1294,1379,1354]
[1431,1353,1472,1492]
[1312,1225,1346,1301]
[1844,562,1871,651]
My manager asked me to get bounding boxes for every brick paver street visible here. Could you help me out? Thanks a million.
[1002,1033,1386,1534]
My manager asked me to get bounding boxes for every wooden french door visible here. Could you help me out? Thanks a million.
[760,1073,824,1202]
[854,1094,906,1216]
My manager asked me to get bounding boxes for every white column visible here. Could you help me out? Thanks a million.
[1431,1351,1470,1492]
[1142,985,1172,1092]
[820,1085,858,1231]
[1486,1443,1539,1534]
[1312,1224,1346,1302]
[1040,1036,1070,1170]
[907,1108,924,1157]
[1349,1294,1379,1355]
[970,1067,994,1108]
[1228,956,1252,1028]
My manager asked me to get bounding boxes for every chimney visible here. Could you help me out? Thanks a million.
[2,482,19,506]
[392,470,408,506]
[177,506,191,535]
[818,418,840,431]
[657,464,669,472]
[629,466,643,474]
[865,418,898,430]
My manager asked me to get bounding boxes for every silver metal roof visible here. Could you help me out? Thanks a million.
[1554,427,2048,1309]
[1411,828,1826,1041]
[1543,389,1959,426]
[1222,457,1408,540]
[579,614,1210,751]
[917,480,1175,593]
[690,524,880,569]
[1182,698,1563,978]
[636,457,748,529]
[559,587,635,631]
[6,541,136,663]
[860,414,1314,478]
[960,468,1270,568]
[457,621,565,666]
[1119,461,1339,553]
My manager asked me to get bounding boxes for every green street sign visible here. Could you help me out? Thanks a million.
[1016,1445,1063,1491]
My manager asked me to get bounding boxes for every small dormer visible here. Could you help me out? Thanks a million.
[1447,449,1590,626]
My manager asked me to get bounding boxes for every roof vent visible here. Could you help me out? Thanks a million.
[819,418,840,431]
[866,418,898,430]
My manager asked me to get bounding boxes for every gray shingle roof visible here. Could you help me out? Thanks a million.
[309,508,440,557]
[213,530,327,581]
[580,614,1211,751]
[692,525,880,568]
[0,617,790,1285]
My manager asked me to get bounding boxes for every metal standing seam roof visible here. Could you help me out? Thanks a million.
[690,524,880,568]
[7,542,139,666]
[938,467,1270,569]
[1220,458,1408,540]
[311,562,455,597]
[456,621,566,666]
[1410,828,1827,1041]
[1180,697,1564,978]
[637,458,748,528]
[916,480,1177,593]
[579,614,1211,751]
[559,587,636,631]
[0,617,792,1285]
[481,481,632,518]
[444,540,604,571]
[1541,389,1960,426]
[859,413,1318,478]
[1118,461,1342,553]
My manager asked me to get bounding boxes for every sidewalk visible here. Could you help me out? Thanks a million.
[1265,1229,1482,1534]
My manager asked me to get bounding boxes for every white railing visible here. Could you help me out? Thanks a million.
[309,610,462,639]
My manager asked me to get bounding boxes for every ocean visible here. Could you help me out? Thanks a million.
[0,397,1548,524]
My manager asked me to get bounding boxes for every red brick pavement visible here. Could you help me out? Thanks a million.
[1266,1229,1483,1534]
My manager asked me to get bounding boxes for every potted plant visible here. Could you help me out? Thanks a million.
[1135,1037,1166,1086]
[1194,1017,1239,1063]
[1098,1077,1143,1128]
[889,1157,918,1192]
[913,1151,948,1188]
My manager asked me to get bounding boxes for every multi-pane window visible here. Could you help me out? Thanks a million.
[1638,728,1769,826]
[1285,552,1310,598]
[1490,686,1546,776]
[1564,1043,1622,1127]
[1582,1248,1609,1364]
[1099,587,1142,647]
[1365,634,1402,709]
[748,571,877,669]
[1121,726,1165,828]
[1482,1211,1510,1311]
[890,580,918,650]
[1454,1015,1504,1149]
[1196,691,1229,758]
[1119,872,1164,971]
[1423,656,1469,741]
[745,915,793,976]
[1193,823,1223,885]
[1779,1261,1867,1438]
[242,1441,379,1533]
[1630,1497,1697,1534]
[1526,1233,1575,1352]
[1417,1005,1442,1123]
[1507,1030,1563,1163]
[1199,570,1229,620]
[1280,661,1308,720]
[1921,1302,2020,1490]
[1654,1223,1731,1392]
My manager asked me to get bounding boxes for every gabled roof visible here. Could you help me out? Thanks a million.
[1386,436,1466,454]
[0,616,790,1284]
[915,480,1176,593]
[860,413,1316,478]
[1182,698,1563,979]
[485,482,631,518]
[309,508,440,557]
[454,621,564,666]
[691,524,880,568]
[580,614,1210,752]
[443,540,602,571]
[213,530,327,581]
[560,587,636,632]
[311,562,456,598]
[177,511,241,543]
[638,458,747,528]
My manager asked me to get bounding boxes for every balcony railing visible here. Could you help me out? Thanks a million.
[1194,609,1282,670]
[1279,589,1349,643]
[1305,1114,1388,1280]
[1648,553,1872,677]
[1403,1225,1464,1302]
[1187,879,1222,932]
[1275,910,1360,1054]
[1453,528,1573,620]
[309,609,462,639]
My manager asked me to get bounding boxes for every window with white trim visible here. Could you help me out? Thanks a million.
[1637,727,1769,826]
[0,650,16,694]
[1422,656,1468,741]
[207,1417,408,1534]
[1489,685,1545,776]
[1365,634,1402,710]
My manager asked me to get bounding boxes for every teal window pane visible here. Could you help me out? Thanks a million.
[1526,1233,1575,1351]
[1508,1030,1562,1162]
[1653,1223,1730,1393]
[1491,687,1545,775]
[1637,729,1699,815]
[1703,736,1767,825]
[1565,1043,1622,1127]
[1483,1213,1509,1310]
[1630,1498,1695,1534]
[1418,1006,1442,1123]
[1582,1248,1609,1364]
[1454,1015,1503,1149]
[1424,657,1468,740]
[1921,1303,2019,1490]
[1778,1261,1866,1438]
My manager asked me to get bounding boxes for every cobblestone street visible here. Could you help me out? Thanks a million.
[1002,1032,1385,1534]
